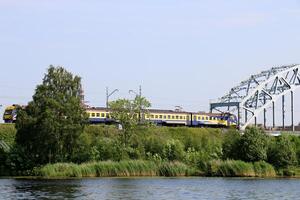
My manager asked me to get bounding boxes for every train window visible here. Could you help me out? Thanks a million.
[168,115,171,119]
[101,113,105,117]
[172,116,175,119]
[96,113,100,117]
[193,116,196,120]
[150,115,154,118]
[176,116,179,119]
[92,113,95,117]
[180,116,182,119]
[206,117,209,120]
[202,117,204,120]
[183,116,186,119]
[155,115,158,119]
[159,115,162,119]
[198,116,200,120]
[163,115,166,119]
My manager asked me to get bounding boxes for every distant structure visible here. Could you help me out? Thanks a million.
[210,64,300,131]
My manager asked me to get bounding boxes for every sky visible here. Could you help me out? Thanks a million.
[1,0,300,125]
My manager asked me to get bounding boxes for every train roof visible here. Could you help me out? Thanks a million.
[86,107,227,116]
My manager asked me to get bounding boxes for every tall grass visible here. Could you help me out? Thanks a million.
[0,124,16,146]
[253,161,276,177]
[37,160,195,178]
[206,160,276,177]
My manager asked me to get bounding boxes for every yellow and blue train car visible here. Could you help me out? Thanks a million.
[2,105,20,123]
[86,107,237,128]
[3,104,237,128]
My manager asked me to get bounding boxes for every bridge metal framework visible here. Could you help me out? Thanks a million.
[210,64,300,131]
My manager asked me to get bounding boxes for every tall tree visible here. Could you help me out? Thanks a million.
[109,96,151,146]
[15,66,87,167]
[239,127,269,162]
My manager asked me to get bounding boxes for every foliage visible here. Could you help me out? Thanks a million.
[222,129,241,160]
[163,139,185,161]
[239,127,269,162]
[207,160,256,177]
[268,135,297,168]
[253,161,276,177]
[109,96,151,146]
[14,66,87,169]
[36,160,193,177]
[2,124,300,177]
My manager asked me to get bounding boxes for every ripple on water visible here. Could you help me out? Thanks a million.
[1,178,300,200]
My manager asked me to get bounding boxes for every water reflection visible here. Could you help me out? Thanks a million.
[1,178,300,200]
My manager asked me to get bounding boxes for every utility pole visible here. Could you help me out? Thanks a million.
[106,87,119,109]
[129,85,142,123]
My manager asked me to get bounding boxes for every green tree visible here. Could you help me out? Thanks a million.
[239,127,269,162]
[163,139,185,161]
[109,96,151,146]
[15,66,87,168]
[268,135,297,168]
[222,129,241,160]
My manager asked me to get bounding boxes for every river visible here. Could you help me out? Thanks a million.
[1,177,300,199]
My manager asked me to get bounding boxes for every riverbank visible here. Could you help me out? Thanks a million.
[1,124,300,178]
[33,160,281,178]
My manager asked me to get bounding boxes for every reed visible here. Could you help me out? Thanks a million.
[37,160,196,178]
[253,161,276,177]
[207,160,255,177]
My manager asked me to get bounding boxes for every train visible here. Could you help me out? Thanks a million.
[2,104,20,123]
[2,105,237,128]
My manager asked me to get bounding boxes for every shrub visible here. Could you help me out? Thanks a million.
[239,127,269,162]
[268,135,297,168]
[163,139,185,161]
[222,129,241,160]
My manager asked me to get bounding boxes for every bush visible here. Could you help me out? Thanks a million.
[222,129,241,160]
[184,148,211,173]
[239,127,269,162]
[268,135,297,168]
[163,139,185,161]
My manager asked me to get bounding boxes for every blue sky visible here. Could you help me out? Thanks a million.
[1,0,300,125]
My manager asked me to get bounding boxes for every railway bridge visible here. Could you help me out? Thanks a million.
[210,64,300,131]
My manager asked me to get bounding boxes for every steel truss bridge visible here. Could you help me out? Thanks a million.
[210,64,300,131]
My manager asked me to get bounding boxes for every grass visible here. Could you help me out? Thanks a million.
[253,161,276,177]
[0,124,16,147]
[206,160,276,177]
[36,160,278,178]
[36,160,196,178]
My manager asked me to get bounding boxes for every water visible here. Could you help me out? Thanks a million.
[1,177,300,200]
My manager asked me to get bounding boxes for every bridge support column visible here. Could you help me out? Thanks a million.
[263,96,266,129]
[282,95,285,130]
[237,105,240,129]
[272,101,275,129]
[291,91,295,132]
